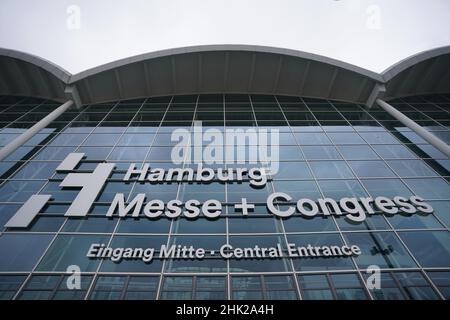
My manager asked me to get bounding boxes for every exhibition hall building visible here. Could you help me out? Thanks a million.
[0,45,449,300]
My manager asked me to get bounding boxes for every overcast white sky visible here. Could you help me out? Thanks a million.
[0,0,449,74]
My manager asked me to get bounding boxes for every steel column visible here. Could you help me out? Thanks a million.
[0,100,74,161]
[377,98,450,158]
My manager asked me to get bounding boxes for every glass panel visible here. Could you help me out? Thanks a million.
[228,217,282,233]
[361,179,413,198]
[197,276,226,289]
[163,276,193,290]
[403,178,450,199]
[0,234,53,271]
[124,291,156,300]
[318,180,368,198]
[195,291,226,300]
[399,231,450,268]
[37,235,109,272]
[336,214,391,231]
[338,146,379,160]
[0,180,46,202]
[117,218,171,233]
[62,217,117,233]
[266,290,297,300]
[387,213,443,229]
[298,274,329,289]
[343,232,417,269]
[0,275,26,294]
[360,132,399,144]
[301,146,341,160]
[264,275,295,290]
[283,216,337,232]
[231,276,261,290]
[348,161,395,178]
[427,201,450,228]
[232,290,263,300]
[335,288,367,300]
[395,272,439,300]
[24,275,60,290]
[372,145,416,159]
[94,276,126,290]
[90,291,122,300]
[273,161,312,179]
[328,132,365,144]
[302,289,334,300]
[427,271,450,299]
[53,290,88,300]
[17,291,53,300]
[294,133,330,145]
[387,160,437,177]
[309,161,354,179]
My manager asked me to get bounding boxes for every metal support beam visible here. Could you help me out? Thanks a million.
[366,82,386,108]
[64,85,82,108]
[171,56,177,93]
[114,69,123,99]
[247,53,256,92]
[84,78,94,104]
[326,67,339,98]
[298,61,310,95]
[197,53,203,90]
[223,52,229,90]
[377,99,450,158]
[273,55,283,92]
[355,77,368,102]
[0,100,74,161]
[143,61,151,96]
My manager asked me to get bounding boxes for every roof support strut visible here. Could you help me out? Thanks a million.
[0,100,74,161]
[376,99,450,158]
[64,85,82,108]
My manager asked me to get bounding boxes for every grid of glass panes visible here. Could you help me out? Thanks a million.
[0,96,74,180]
[0,93,449,300]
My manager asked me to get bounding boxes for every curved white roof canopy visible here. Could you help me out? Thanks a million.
[0,48,70,102]
[382,46,450,101]
[0,45,449,106]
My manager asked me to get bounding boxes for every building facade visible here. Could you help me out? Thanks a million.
[0,46,449,300]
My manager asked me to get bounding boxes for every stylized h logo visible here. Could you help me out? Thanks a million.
[5,153,115,228]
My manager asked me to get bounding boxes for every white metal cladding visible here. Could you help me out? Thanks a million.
[382,47,450,101]
[0,48,69,102]
[0,45,449,106]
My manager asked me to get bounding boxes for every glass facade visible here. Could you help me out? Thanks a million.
[0,93,449,300]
